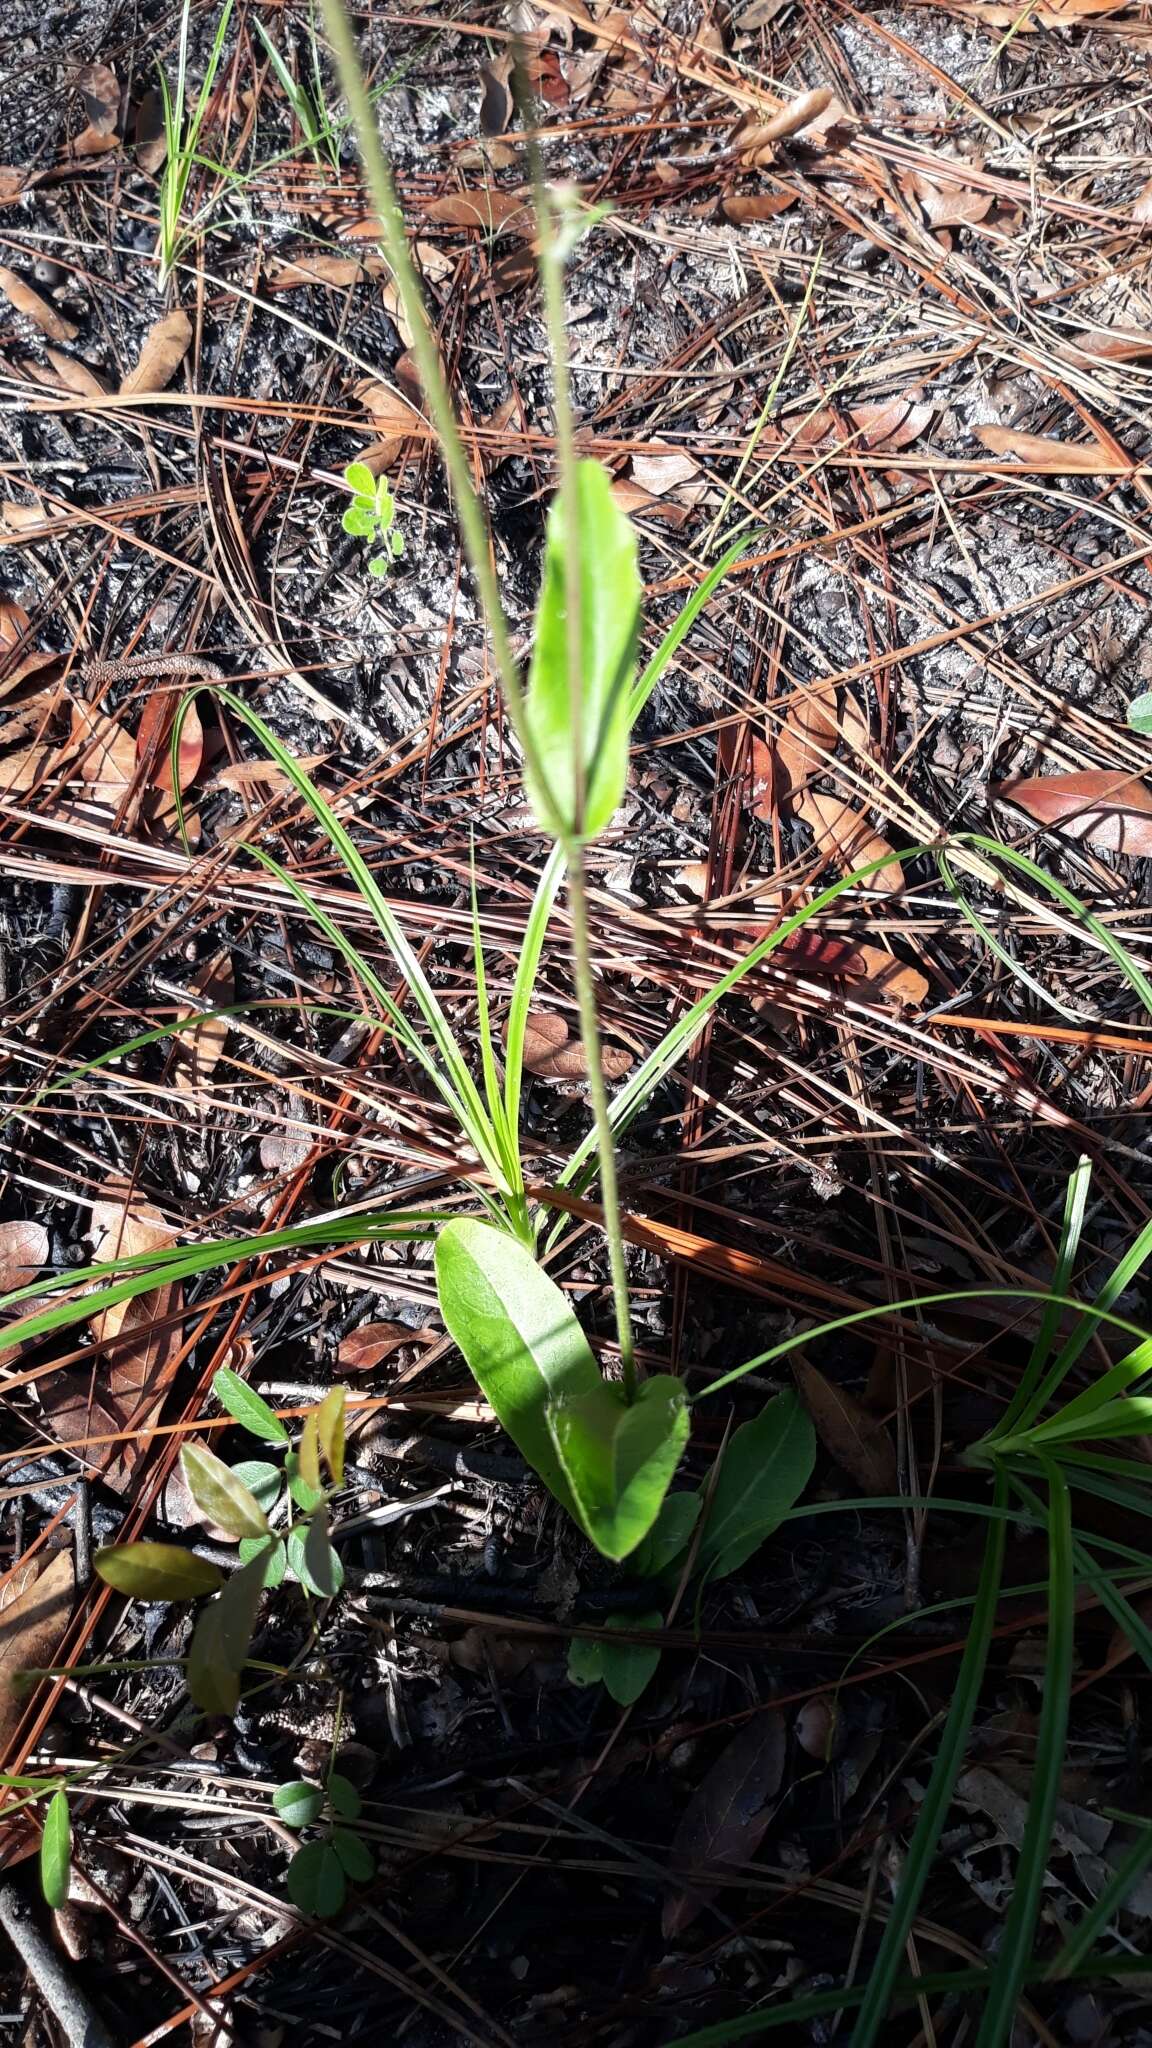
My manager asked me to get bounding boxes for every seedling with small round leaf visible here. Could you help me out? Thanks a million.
[276,1762,374,1917]
[341,463,404,575]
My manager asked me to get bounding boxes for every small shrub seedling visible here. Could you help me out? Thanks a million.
[94,1370,349,1713]
[341,463,405,576]
[275,1767,375,1918]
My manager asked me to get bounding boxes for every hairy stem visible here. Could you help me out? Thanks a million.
[564,843,635,1399]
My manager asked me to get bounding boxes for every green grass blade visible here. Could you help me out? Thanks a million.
[503,842,566,1168]
[628,535,754,726]
[992,1155,1091,1439]
[938,847,1085,1021]
[956,832,1152,1017]
[974,1463,1073,2046]
[851,1466,1009,2044]
[1049,1827,1152,1979]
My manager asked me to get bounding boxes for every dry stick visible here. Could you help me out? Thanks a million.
[0,1882,116,2048]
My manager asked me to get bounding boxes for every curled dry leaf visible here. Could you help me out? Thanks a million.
[976,424,1121,473]
[0,1547,74,1754]
[119,308,192,396]
[997,769,1152,857]
[0,266,79,344]
[796,790,903,891]
[631,450,700,497]
[0,1219,49,1293]
[135,87,167,173]
[0,601,30,659]
[790,397,934,453]
[0,699,136,823]
[87,1188,177,1346]
[479,55,514,136]
[610,477,690,528]
[663,1712,786,1936]
[266,252,375,289]
[734,87,833,159]
[793,1357,897,1494]
[339,1321,429,1371]
[1066,328,1152,363]
[354,377,426,466]
[513,1009,634,1083]
[721,188,795,223]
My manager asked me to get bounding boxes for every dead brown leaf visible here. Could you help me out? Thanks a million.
[912,168,993,228]
[0,267,78,344]
[1066,328,1152,362]
[735,88,833,159]
[791,397,934,452]
[663,1713,786,1936]
[794,1358,897,1492]
[721,188,795,223]
[266,252,377,289]
[610,477,690,527]
[479,56,514,136]
[976,424,1121,472]
[171,951,233,1101]
[796,790,904,891]
[997,769,1152,856]
[119,309,192,396]
[74,61,120,135]
[955,0,1122,22]
[0,602,30,659]
[339,1321,427,1371]
[513,1010,634,1083]
[87,1187,177,1346]
[0,699,136,822]
[423,188,533,235]
[134,88,166,173]
[0,1220,49,1293]
[42,347,109,398]
[631,450,700,497]
[0,1547,74,1757]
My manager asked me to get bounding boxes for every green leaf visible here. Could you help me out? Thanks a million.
[212,1367,289,1443]
[524,457,640,841]
[285,1449,323,1514]
[695,1392,816,1584]
[330,1827,375,1881]
[314,1385,345,1486]
[303,1503,339,1596]
[181,1441,271,1540]
[326,1772,362,1821]
[287,1520,344,1597]
[94,1541,224,1602]
[239,1534,286,1586]
[186,1541,277,1715]
[40,1790,70,1909]
[342,503,375,536]
[434,1218,603,1516]
[547,1374,689,1561]
[273,1780,325,1829]
[231,1461,283,1513]
[344,462,377,498]
[374,480,394,523]
[297,1408,322,1494]
[287,1838,345,1917]
[630,1489,701,1580]
[1130,692,1152,735]
[567,1635,604,1687]
[390,528,405,558]
[600,1611,662,1706]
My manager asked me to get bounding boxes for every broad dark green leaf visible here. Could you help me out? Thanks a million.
[94,1541,224,1602]
[181,1441,270,1541]
[600,1611,662,1706]
[212,1367,289,1443]
[186,1541,277,1714]
[287,1519,344,1597]
[273,1780,325,1829]
[548,1374,689,1561]
[434,1217,602,1515]
[287,1839,345,1917]
[331,1827,375,1882]
[326,1772,362,1821]
[39,1790,70,1909]
[524,457,640,841]
[695,1391,815,1583]
[231,1460,283,1513]
[567,1634,604,1688]
[631,1489,701,1580]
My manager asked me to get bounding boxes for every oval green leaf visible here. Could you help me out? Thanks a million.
[525,457,640,841]
[273,1780,325,1829]
[231,1461,283,1514]
[314,1385,345,1487]
[434,1217,603,1515]
[94,1541,224,1602]
[40,1790,70,1909]
[694,1390,816,1584]
[212,1367,289,1443]
[186,1540,278,1715]
[287,1518,344,1597]
[326,1771,362,1821]
[600,1611,663,1706]
[330,1827,375,1882]
[285,1449,323,1514]
[181,1440,271,1540]
[287,1838,346,1917]
[238,1534,286,1586]
[547,1373,689,1561]
[343,462,376,498]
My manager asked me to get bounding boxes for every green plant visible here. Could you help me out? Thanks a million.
[340,462,405,576]
[154,0,237,287]
[254,12,344,173]
[94,1373,350,1713]
[276,1764,375,1917]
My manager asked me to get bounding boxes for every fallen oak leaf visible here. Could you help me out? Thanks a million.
[663,1711,786,1936]
[793,1356,897,1494]
[912,167,994,228]
[788,397,934,452]
[0,266,79,344]
[119,308,192,396]
[721,188,795,223]
[513,1010,634,1082]
[796,789,904,892]
[41,348,109,398]
[0,1220,49,1293]
[339,1321,433,1371]
[997,768,1152,856]
[0,1547,74,1754]
[422,187,533,235]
